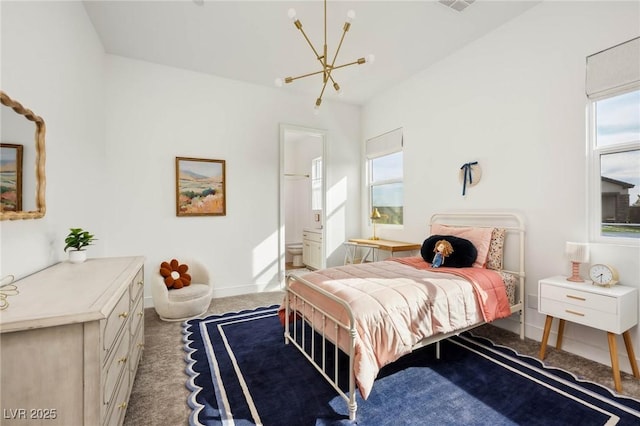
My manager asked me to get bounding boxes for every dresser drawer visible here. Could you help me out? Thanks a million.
[130,292,144,335]
[130,320,144,376]
[539,283,617,314]
[540,297,620,332]
[103,331,130,408]
[103,288,131,359]
[130,267,144,303]
[103,368,130,426]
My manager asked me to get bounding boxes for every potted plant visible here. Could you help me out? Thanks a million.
[64,228,97,263]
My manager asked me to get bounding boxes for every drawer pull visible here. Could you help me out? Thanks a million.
[565,309,585,317]
[137,343,145,349]
[137,280,144,286]
[137,311,144,317]
[118,356,128,364]
[118,402,127,410]
[119,312,129,319]
[566,295,586,301]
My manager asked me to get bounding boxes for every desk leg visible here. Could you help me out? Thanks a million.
[539,315,553,360]
[608,332,622,393]
[556,319,565,351]
[623,330,640,378]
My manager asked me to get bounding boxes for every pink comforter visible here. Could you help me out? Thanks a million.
[282,258,511,399]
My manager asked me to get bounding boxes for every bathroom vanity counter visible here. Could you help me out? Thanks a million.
[303,229,323,269]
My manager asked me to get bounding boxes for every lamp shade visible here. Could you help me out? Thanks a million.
[565,242,590,263]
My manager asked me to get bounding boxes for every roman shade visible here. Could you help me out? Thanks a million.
[366,128,403,159]
[586,37,640,99]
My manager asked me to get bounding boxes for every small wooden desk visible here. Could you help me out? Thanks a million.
[348,238,421,256]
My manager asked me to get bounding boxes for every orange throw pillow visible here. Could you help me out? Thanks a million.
[159,259,191,289]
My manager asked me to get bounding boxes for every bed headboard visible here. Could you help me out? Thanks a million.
[429,211,525,277]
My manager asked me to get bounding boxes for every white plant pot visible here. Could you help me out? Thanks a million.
[68,250,87,264]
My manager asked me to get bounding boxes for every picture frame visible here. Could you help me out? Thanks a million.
[176,157,226,216]
[0,143,23,212]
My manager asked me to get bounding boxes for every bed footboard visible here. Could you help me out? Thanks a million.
[284,273,358,421]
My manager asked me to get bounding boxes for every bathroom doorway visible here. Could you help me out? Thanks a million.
[279,124,326,284]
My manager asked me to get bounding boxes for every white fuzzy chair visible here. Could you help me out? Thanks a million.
[151,258,213,321]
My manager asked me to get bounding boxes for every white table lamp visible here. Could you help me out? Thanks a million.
[565,242,589,282]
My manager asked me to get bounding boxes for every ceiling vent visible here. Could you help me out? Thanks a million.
[439,0,476,12]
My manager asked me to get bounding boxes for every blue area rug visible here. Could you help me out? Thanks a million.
[183,306,640,425]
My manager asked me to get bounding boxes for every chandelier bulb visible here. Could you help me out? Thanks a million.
[346,10,356,23]
[274,78,284,87]
[366,53,376,64]
[287,8,297,20]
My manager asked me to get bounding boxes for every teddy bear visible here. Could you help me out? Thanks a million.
[431,240,454,268]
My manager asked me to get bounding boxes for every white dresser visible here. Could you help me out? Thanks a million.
[538,275,639,392]
[0,256,145,425]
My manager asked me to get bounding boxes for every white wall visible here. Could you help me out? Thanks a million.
[362,1,640,371]
[102,56,361,300]
[0,1,107,278]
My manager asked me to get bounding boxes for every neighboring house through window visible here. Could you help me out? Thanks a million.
[586,37,640,241]
[366,128,403,225]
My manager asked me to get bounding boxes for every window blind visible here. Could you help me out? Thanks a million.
[365,128,403,159]
[586,37,640,99]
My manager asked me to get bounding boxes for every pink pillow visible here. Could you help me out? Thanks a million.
[429,224,493,268]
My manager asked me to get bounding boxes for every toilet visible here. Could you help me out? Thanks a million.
[286,243,304,267]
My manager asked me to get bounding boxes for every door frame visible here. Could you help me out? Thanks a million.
[279,123,327,287]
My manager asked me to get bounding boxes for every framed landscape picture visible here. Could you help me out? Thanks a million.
[176,157,226,216]
[0,143,23,212]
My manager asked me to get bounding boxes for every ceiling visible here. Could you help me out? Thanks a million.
[83,1,541,107]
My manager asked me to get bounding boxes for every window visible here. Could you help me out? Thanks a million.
[590,91,640,239]
[366,129,403,225]
[311,157,322,211]
[586,37,640,241]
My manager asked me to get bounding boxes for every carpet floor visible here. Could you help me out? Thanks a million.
[123,291,640,425]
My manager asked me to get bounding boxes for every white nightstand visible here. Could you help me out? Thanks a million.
[538,275,640,392]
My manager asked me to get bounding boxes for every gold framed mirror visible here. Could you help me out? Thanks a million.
[0,91,46,220]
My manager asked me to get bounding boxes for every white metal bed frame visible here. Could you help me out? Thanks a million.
[283,211,526,421]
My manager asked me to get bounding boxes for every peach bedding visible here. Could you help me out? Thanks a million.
[283,257,512,399]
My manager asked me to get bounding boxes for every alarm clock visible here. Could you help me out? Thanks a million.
[589,264,619,287]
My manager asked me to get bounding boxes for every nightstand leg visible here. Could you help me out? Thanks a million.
[556,319,565,351]
[539,315,554,360]
[622,330,640,378]
[607,332,622,393]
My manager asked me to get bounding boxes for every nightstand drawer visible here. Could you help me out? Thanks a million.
[539,298,619,331]
[540,283,617,314]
